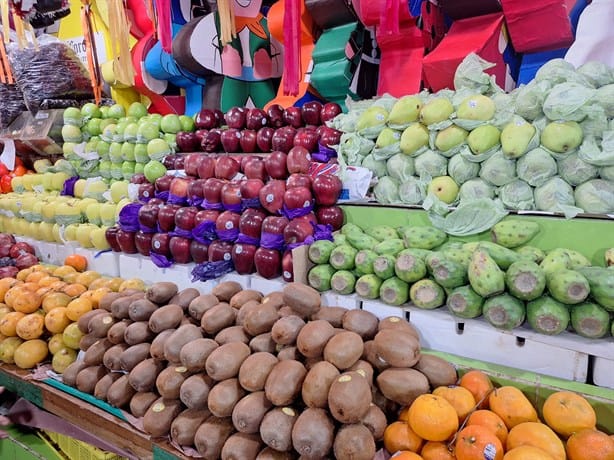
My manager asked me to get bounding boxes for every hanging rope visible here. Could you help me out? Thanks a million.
[217,0,236,46]
[80,0,103,103]
[107,0,135,85]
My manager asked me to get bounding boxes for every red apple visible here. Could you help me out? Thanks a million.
[208,240,234,262]
[318,126,343,147]
[175,206,199,231]
[130,173,148,185]
[243,157,267,181]
[215,211,241,240]
[195,129,208,144]
[221,182,242,210]
[214,110,225,127]
[283,106,303,128]
[138,183,156,202]
[105,226,122,252]
[246,108,269,130]
[264,151,288,179]
[262,215,289,235]
[271,126,297,153]
[138,202,161,229]
[9,242,35,259]
[116,229,138,254]
[295,211,317,225]
[266,104,284,128]
[301,101,322,126]
[240,129,258,153]
[176,132,200,153]
[157,204,181,232]
[231,243,257,274]
[293,129,319,152]
[169,176,192,199]
[215,156,240,180]
[0,266,18,278]
[312,174,342,206]
[163,155,178,169]
[286,173,312,189]
[224,106,247,129]
[282,250,294,282]
[134,231,154,256]
[256,127,274,152]
[187,178,207,201]
[283,186,313,211]
[254,248,282,279]
[184,153,206,177]
[197,155,217,179]
[174,155,186,170]
[315,205,344,230]
[239,208,267,239]
[194,209,220,226]
[195,108,218,129]
[154,174,173,193]
[203,178,226,205]
[287,146,312,174]
[190,240,209,264]
[283,218,315,245]
[320,102,342,123]
[259,180,286,214]
[151,233,171,256]
[202,129,222,153]
[169,236,192,264]
[14,253,38,270]
[240,178,264,200]
[220,128,242,153]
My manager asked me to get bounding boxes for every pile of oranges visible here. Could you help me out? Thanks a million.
[383,369,614,460]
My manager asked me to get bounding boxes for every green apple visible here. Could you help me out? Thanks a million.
[62,124,83,143]
[110,163,124,180]
[143,160,167,183]
[55,201,83,225]
[108,142,124,164]
[110,181,129,203]
[137,122,160,144]
[63,223,79,242]
[96,140,111,160]
[90,225,111,250]
[81,102,102,119]
[99,202,117,226]
[98,160,112,179]
[73,179,87,198]
[179,115,195,132]
[121,161,136,181]
[121,142,136,161]
[160,114,182,134]
[134,163,145,175]
[83,118,102,136]
[31,201,44,223]
[427,176,460,204]
[75,223,97,248]
[134,143,149,163]
[11,176,25,193]
[123,123,139,143]
[84,179,109,201]
[41,202,56,223]
[127,102,148,119]
[39,222,55,242]
[63,107,83,126]
[52,223,62,242]
[33,159,52,173]
[101,124,117,143]
[85,202,102,225]
[108,104,126,119]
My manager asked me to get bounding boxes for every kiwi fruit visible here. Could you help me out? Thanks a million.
[249,333,276,354]
[232,391,273,434]
[413,353,457,388]
[194,416,235,460]
[327,371,372,423]
[99,292,123,312]
[362,340,390,372]
[374,328,420,367]
[201,302,237,335]
[221,432,263,460]
[376,367,430,405]
[333,423,375,460]
[180,373,214,410]
[378,316,420,340]
[146,281,179,305]
[83,338,112,366]
[348,360,374,387]
[150,328,176,360]
[259,407,297,452]
[169,287,201,309]
[282,283,321,316]
[129,392,159,418]
[230,290,263,309]
[276,346,299,361]
[179,338,218,372]
[264,360,307,406]
[205,342,251,381]
[238,352,278,392]
[170,407,210,446]
[128,298,158,322]
[106,374,137,408]
[111,293,144,319]
[301,361,340,409]
[310,306,348,327]
[93,372,122,401]
[148,304,184,333]
[156,364,191,399]
[244,303,279,336]
[261,291,285,310]
[128,358,165,392]
[61,360,89,387]
[270,316,305,345]
[296,320,335,358]
[123,321,155,345]
[87,313,116,338]
[341,309,378,340]
[322,331,364,370]
[256,447,294,460]
[79,333,99,351]
[106,320,131,344]
[164,324,203,363]
[119,343,151,371]
[215,325,251,345]
[291,408,334,459]
[142,397,183,437]
[212,281,243,302]
[236,300,262,327]
[277,306,301,319]
[207,378,246,417]
[77,309,108,334]
[362,404,387,441]
[188,294,220,321]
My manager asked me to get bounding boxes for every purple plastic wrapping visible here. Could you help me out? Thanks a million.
[241,197,262,209]
[151,252,173,268]
[223,202,242,213]
[203,199,224,210]
[169,227,194,239]
[286,236,315,251]
[312,143,338,162]
[192,220,217,243]
[0,83,26,129]
[187,195,204,207]
[155,190,170,202]
[118,203,143,232]
[139,223,159,234]
[191,259,234,281]
[60,176,79,197]
[167,192,188,206]
[260,232,285,251]
[312,222,334,241]
[236,233,260,245]
[217,228,239,242]
[281,201,314,220]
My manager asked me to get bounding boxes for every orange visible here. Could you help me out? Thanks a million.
[64,254,88,272]
[61,283,87,298]
[384,421,424,454]
[65,297,93,321]
[566,429,614,460]
[398,406,410,422]
[421,441,456,460]
[542,391,596,438]
[488,386,538,429]
[455,425,504,460]
[42,292,72,313]
[408,394,459,442]
[432,386,476,422]
[506,422,566,460]
[15,313,45,340]
[503,446,555,460]
[391,452,424,460]
[466,410,508,445]
[459,370,494,409]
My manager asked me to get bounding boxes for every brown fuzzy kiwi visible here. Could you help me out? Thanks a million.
[221,432,263,460]
[83,338,113,366]
[142,397,183,437]
[276,346,299,361]
[238,352,279,392]
[148,304,183,333]
[111,293,144,319]
[215,325,251,345]
[194,416,235,460]
[361,404,387,441]
[376,368,430,405]
[282,283,321,317]
[180,373,214,410]
[296,320,335,358]
[372,387,399,418]
[413,353,457,388]
[170,407,210,447]
[249,333,276,353]
[119,343,151,371]
[169,288,201,310]
[230,290,264,309]
[123,321,155,346]
[327,371,372,423]
[205,342,251,381]
[93,372,122,401]
[77,309,108,334]
[322,331,364,370]
[341,309,379,340]
[301,361,340,409]
[106,320,131,344]
[377,316,420,339]
[128,298,158,322]
[333,423,375,460]
[179,338,218,372]
[348,360,375,387]
[207,378,246,418]
[277,306,302,319]
[106,374,137,408]
[270,316,305,345]
[75,366,108,394]
[102,343,129,371]
[291,408,334,459]
[99,292,123,312]
[232,391,273,434]
[244,303,279,336]
[87,313,115,338]
[156,364,191,399]
[164,324,203,363]
[261,291,285,310]
[61,360,89,387]
[145,281,179,305]
[259,407,297,452]
[129,392,159,418]
[310,306,348,327]
[264,360,307,406]
[373,328,420,368]
[79,333,99,351]
[256,447,294,460]
[236,300,261,326]
[128,358,165,392]
[362,340,390,372]
[150,328,175,360]
[212,281,243,302]
[188,294,220,321]
[201,303,237,335]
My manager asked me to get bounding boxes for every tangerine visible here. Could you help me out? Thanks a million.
[432,386,476,422]
[506,422,565,460]
[466,409,508,445]
[459,370,494,409]
[542,391,596,438]
[64,254,88,272]
[384,421,424,454]
[408,394,459,442]
[488,386,538,429]
[455,425,504,460]
[566,429,614,460]
[503,446,555,460]
[421,441,456,460]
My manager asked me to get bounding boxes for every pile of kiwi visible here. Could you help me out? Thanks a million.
[63,280,458,460]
